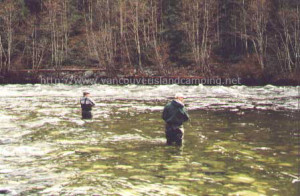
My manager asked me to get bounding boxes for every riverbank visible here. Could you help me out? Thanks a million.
[0,69,299,86]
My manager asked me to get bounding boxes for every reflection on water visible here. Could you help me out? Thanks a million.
[0,85,298,195]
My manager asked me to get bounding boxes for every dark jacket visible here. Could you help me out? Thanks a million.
[162,100,189,126]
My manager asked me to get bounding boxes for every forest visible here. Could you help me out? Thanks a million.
[0,0,299,84]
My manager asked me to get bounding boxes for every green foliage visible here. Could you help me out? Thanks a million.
[162,0,189,66]
[217,0,250,60]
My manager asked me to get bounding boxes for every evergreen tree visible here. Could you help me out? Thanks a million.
[162,0,188,66]
[217,0,250,61]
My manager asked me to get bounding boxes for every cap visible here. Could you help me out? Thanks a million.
[175,93,185,99]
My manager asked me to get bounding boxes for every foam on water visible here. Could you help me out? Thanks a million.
[25,117,62,128]
[0,145,51,157]
[0,84,297,111]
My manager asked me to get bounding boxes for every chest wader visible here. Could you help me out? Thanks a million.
[81,98,93,119]
[165,124,184,146]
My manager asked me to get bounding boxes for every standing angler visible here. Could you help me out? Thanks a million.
[80,92,96,119]
[162,93,189,146]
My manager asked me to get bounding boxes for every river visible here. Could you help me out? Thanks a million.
[0,84,299,195]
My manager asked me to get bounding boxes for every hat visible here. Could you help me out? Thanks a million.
[175,93,185,99]
[83,92,90,96]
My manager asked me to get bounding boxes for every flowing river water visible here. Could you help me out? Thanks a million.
[0,84,299,196]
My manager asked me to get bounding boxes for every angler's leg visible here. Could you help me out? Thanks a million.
[165,125,175,145]
[82,110,92,119]
[174,128,184,146]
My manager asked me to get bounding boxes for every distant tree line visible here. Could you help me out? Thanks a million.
[0,0,299,80]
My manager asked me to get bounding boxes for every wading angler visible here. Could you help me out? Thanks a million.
[162,93,190,146]
[80,92,96,119]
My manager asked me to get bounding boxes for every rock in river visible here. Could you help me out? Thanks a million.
[228,174,255,184]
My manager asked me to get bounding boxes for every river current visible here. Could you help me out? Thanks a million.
[0,84,298,195]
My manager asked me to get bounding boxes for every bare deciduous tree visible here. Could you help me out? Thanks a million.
[0,1,14,73]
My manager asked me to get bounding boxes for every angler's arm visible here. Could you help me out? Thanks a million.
[89,98,96,106]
